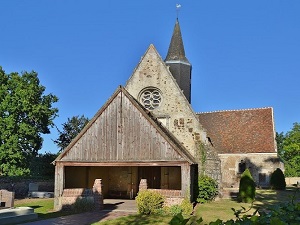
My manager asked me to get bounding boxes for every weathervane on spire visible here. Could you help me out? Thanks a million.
[176,3,181,19]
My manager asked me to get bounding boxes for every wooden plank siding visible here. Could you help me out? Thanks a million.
[56,88,193,163]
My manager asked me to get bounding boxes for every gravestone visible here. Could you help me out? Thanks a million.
[28,183,54,198]
[29,183,39,192]
[0,189,14,208]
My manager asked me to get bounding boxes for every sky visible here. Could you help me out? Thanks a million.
[1,1,299,154]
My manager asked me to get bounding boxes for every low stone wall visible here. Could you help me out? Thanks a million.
[0,177,54,198]
[61,188,94,210]
[285,177,300,186]
[138,179,185,206]
[148,189,182,197]
[221,188,239,199]
[148,189,184,206]
[59,179,104,211]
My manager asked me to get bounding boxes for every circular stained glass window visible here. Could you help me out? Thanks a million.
[140,88,162,110]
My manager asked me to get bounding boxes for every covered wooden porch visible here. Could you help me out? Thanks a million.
[54,87,197,210]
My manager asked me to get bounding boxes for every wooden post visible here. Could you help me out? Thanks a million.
[54,163,64,211]
[181,163,191,200]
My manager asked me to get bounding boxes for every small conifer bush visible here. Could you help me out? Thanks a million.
[238,168,256,203]
[135,190,164,215]
[270,168,286,190]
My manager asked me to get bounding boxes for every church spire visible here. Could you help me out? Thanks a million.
[165,19,190,64]
[165,19,192,103]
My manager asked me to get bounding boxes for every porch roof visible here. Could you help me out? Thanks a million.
[54,86,196,165]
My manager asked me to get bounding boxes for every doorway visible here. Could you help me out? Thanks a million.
[138,166,161,189]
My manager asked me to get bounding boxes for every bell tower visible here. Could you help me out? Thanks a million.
[165,19,192,103]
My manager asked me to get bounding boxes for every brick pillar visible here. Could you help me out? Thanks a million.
[139,179,148,191]
[93,179,103,210]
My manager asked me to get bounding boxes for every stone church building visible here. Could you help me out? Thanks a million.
[53,20,283,210]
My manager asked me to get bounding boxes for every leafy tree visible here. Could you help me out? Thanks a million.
[29,152,58,178]
[275,131,285,160]
[276,122,300,177]
[0,67,58,176]
[54,115,89,152]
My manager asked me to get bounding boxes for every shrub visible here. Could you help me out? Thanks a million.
[167,204,183,216]
[270,168,286,190]
[135,190,164,215]
[197,175,218,203]
[238,168,256,203]
[164,198,193,217]
[180,198,193,216]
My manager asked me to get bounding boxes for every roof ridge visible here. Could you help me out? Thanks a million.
[196,107,273,114]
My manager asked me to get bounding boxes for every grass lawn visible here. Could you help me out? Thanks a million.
[14,187,299,225]
[92,214,173,225]
[93,187,300,225]
[14,198,72,220]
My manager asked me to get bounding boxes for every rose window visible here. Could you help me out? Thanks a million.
[140,88,162,110]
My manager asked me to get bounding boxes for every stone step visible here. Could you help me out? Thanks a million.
[0,207,38,225]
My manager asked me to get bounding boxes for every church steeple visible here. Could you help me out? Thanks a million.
[165,19,192,103]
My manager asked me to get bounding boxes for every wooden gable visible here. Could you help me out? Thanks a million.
[55,87,195,164]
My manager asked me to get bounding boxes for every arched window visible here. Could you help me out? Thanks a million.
[238,160,246,174]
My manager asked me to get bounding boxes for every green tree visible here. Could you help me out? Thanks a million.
[238,168,256,203]
[29,152,58,178]
[54,115,89,152]
[270,168,286,190]
[276,122,300,177]
[275,131,285,160]
[0,67,58,176]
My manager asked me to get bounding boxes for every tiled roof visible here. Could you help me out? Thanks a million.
[197,108,276,154]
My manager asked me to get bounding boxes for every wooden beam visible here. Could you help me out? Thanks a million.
[58,161,188,167]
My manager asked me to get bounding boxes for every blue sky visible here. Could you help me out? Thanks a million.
[1,1,299,154]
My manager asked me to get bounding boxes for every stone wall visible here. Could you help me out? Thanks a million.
[219,153,284,189]
[61,188,94,210]
[139,178,184,206]
[125,45,209,157]
[125,44,222,186]
[285,177,300,186]
[58,179,103,211]
[148,189,184,206]
[0,177,54,198]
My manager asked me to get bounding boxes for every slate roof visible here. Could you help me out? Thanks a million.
[165,19,190,64]
[197,107,277,154]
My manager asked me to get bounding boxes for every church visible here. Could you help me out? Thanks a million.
[53,19,283,210]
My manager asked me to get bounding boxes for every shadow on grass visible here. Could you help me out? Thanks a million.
[13,198,121,224]
[97,214,172,225]
[252,187,300,210]
[193,187,300,225]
